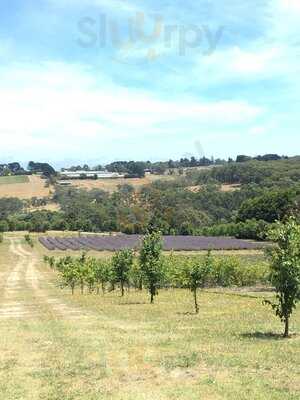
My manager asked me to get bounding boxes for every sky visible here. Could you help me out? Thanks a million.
[0,0,299,168]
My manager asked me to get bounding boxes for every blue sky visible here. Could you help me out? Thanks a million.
[0,0,299,167]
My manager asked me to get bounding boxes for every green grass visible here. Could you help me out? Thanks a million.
[0,175,29,185]
[0,237,299,399]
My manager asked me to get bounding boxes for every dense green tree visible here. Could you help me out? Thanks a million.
[238,190,296,223]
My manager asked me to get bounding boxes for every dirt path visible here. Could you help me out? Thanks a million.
[0,240,33,318]
[0,239,89,319]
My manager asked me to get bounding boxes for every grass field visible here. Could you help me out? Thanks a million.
[0,175,29,185]
[66,174,175,193]
[0,236,299,399]
[0,175,52,199]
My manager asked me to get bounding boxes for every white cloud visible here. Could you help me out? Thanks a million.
[0,61,263,159]
[280,0,300,13]
[0,60,266,163]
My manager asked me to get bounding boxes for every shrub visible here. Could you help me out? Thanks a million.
[24,234,34,248]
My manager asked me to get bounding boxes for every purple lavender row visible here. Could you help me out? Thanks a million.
[38,237,56,251]
[39,235,265,251]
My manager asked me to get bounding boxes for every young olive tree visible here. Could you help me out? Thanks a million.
[112,249,134,296]
[77,253,89,295]
[58,256,80,295]
[139,231,163,304]
[94,259,112,294]
[185,251,213,314]
[264,218,300,337]
[85,257,97,293]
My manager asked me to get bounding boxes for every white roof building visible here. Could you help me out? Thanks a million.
[60,170,125,179]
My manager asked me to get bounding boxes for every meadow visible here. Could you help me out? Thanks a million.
[0,175,29,185]
[0,235,299,399]
[0,175,51,199]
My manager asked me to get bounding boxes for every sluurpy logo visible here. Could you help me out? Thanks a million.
[77,12,225,66]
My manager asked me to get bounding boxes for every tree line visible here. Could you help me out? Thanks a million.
[0,158,300,240]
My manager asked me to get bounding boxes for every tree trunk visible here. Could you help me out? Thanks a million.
[71,284,74,295]
[139,278,143,291]
[121,282,124,297]
[150,291,154,304]
[194,289,199,314]
[283,316,289,338]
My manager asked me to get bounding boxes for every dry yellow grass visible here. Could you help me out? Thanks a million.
[27,203,60,212]
[220,184,241,192]
[187,184,241,193]
[0,176,52,199]
[68,175,175,193]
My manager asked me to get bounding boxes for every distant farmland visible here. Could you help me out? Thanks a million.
[0,175,29,185]
[39,235,266,252]
[65,174,175,193]
[0,175,52,199]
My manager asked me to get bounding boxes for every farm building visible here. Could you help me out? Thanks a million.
[59,170,125,180]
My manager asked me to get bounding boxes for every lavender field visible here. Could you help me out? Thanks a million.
[39,235,265,252]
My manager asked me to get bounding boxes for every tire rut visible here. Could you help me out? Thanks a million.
[0,239,90,320]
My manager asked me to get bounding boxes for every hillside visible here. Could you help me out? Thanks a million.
[66,174,175,193]
[0,175,52,199]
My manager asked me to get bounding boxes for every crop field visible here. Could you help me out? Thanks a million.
[0,175,52,199]
[0,235,299,399]
[39,235,266,252]
[66,174,175,193]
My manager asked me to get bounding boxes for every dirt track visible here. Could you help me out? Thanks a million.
[0,239,88,320]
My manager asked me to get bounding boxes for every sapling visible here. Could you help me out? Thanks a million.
[264,218,300,338]
[112,249,134,296]
[186,251,213,314]
[139,231,163,304]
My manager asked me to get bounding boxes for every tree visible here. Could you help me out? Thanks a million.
[57,256,80,295]
[139,231,163,304]
[236,155,252,163]
[27,161,56,177]
[264,218,300,337]
[185,251,213,313]
[77,253,88,294]
[94,259,112,294]
[112,249,134,296]
[0,198,24,220]
[0,221,9,232]
[85,257,96,293]
[237,190,296,223]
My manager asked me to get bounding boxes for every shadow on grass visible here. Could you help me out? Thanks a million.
[176,311,197,316]
[241,331,285,340]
